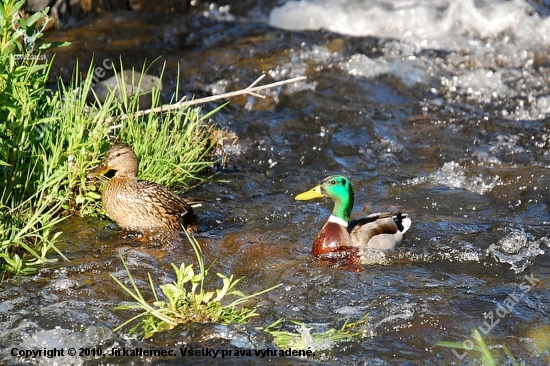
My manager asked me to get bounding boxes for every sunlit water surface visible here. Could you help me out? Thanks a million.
[2,0,550,364]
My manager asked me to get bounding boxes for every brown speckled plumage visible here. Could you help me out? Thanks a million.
[87,143,199,233]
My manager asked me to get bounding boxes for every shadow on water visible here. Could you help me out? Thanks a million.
[2,1,550,364]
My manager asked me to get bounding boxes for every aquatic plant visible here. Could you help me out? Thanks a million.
[261,315,369,351]
[111,233,282,338]
[437,329,526,366]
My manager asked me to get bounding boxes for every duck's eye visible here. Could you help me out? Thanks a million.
[330,180,336,185]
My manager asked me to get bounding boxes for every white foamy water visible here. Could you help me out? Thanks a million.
[488,230,547,273]
[269,0,550,121]
[269,0,550,50]
[407,161,502,195]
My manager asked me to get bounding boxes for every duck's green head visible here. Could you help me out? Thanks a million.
[295,175,354,221]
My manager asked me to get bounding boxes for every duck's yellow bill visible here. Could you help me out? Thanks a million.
[87,162,110,178]
[295,185,323,200]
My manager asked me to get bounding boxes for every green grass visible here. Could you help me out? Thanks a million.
[437,329,527,366]
[112,233,282,338]
[0,1,69,275]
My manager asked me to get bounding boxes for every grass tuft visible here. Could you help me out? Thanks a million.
[111,233,282,338]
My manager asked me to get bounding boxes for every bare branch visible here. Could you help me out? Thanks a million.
[247,74,266,89]
[105,75,306,125]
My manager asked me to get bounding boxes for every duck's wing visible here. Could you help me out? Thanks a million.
[348,212,411,250]
[138,180,199,229]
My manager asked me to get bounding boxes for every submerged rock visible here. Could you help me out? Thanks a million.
[86,69,163,109]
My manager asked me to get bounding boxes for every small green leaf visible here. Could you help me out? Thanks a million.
[38,41,71,51]
[86,191,101,199]
[75,194,85,204]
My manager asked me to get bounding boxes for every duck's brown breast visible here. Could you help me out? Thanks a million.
[311,221,353,255]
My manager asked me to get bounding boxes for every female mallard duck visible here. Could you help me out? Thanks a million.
[87,143,199,233]
[295,175,411,258]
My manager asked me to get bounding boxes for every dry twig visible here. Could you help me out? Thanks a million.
[105,75,306,126]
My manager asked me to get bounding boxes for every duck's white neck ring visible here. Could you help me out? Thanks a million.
[328,215,348,227]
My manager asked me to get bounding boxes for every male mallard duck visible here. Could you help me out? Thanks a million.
[87,143,199,233]
[295,175,411,257]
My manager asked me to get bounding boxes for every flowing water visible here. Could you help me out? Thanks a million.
[3,0,550,364]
